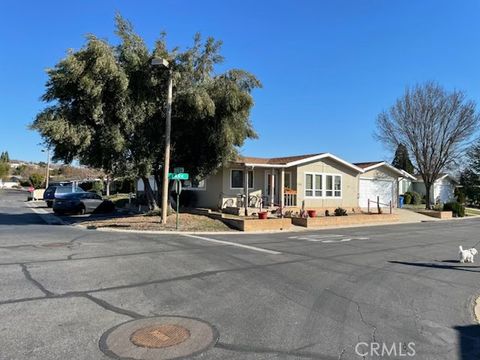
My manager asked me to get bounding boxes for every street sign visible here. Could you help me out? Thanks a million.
[174,167,184,174]
[168,173,189,180]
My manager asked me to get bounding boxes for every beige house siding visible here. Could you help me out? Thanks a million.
[188,169,224,209]
[296,158,359,210]
[361,167,399,180]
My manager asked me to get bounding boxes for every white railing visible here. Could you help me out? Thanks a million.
[284,193,297,207]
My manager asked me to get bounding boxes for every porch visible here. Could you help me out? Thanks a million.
[219,166,298,215]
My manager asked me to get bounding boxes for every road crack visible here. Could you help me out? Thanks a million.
[20,264,54,297]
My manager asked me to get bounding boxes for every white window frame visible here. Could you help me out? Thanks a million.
[304,172,342,199]
[230,169,254,189]
[183,178,207,191]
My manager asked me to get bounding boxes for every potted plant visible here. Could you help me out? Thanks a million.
[258,211,268,219]
[307,210,317,218]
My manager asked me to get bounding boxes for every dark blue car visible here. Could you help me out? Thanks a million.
[43,184,84,207]
[53,192,114,215]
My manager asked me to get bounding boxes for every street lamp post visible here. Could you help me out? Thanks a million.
[42,148,51,189]
[152,58,173,224]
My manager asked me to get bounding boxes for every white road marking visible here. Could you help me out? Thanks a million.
[288,234,370,244]
[181,234,282,255]
[26,203,67,225]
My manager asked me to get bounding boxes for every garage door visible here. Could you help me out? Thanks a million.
[359,178,394,208]
[434,183,454,203]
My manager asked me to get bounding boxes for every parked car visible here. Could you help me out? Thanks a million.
[53,192,115,215]
[43,184,84,207]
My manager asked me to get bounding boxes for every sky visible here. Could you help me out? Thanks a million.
[1,0,480,164]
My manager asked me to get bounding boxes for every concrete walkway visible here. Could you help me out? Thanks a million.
[394,207,440,223]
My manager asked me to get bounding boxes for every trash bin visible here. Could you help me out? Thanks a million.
[398,195,404,208]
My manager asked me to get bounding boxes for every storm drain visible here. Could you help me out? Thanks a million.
[100,316,218,360]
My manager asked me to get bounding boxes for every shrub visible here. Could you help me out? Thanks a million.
[334,207,348,216]
[28,173,45,189]
[443,202,465,217]
[411,191,422,205]
[79,181,104,194]
[455,188,466,204]
[403,192,412,205]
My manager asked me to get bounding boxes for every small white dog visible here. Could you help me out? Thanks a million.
[459,246,478,263]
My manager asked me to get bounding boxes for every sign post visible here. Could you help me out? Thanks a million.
[168,171,189,230]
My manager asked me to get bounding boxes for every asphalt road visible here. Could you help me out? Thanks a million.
[1,189,480,360]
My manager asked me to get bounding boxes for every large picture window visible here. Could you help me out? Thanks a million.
[231,170,254,189]
[184,178,206,191]
[305,173,341,198]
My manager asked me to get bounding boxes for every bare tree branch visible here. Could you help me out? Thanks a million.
[374,82,479,209]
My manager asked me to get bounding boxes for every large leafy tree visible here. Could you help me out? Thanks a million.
[32,14,260,209]
[376,82,479,209]
[459,140,480,204]
[391,143,414,174]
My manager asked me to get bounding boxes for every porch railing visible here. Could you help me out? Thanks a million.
[284,192,297,207]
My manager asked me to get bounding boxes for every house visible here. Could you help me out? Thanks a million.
[401,174,457,204]
[137,153,412,213]
[353,161,416,208]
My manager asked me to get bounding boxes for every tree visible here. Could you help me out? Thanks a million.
[31,14,260,210]
[0,161,9,179]
[29,173,45,189]
[0,151,9,163]
[391,143,414,174]
[376,82,479,209]
[459,140,480,205]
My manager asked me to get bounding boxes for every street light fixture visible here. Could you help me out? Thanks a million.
[151,57,173,224]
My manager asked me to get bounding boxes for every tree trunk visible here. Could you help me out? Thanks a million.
[425,182,432,209]
[142,176,159,211]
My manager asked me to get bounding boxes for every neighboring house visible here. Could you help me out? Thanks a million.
[353,161,416,208]
[411,174,458,204]
[137,153,413,212]
[0,176,20,189]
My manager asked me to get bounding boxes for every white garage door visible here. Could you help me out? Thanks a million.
[434,183,454,203]
[359,178,394,208]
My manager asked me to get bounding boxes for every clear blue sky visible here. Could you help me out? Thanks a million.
[1,0,479,163]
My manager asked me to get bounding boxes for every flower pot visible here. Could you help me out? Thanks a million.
[258,212,268,219]
[307,210,317,218]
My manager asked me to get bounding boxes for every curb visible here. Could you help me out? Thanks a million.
[474,296,480,323]
[79,219,415,235]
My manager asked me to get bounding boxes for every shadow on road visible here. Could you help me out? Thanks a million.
[455,324,480,360]
[0,212,46,225]
[389,261,480,273]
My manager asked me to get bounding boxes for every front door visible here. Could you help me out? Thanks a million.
[264,171,278,205]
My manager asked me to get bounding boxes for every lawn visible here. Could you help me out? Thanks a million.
[80,212,234,232]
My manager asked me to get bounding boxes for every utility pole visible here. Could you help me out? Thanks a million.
[152,58,173,224]
[42,147,51,189]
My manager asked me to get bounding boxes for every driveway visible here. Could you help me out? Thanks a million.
[1,189,480,359]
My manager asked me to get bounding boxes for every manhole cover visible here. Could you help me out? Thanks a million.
[100,316,218,360]
[130,324,190,348]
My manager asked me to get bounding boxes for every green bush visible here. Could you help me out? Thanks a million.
[443,202,465,217]
[28,173,45,189]
[403,191,421,205]
[403,192,412,205]
[334,207,348,216]
[455,188,466,204]
[410,191,422,205]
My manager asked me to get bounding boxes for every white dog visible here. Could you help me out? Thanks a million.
[459,246,478,263]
